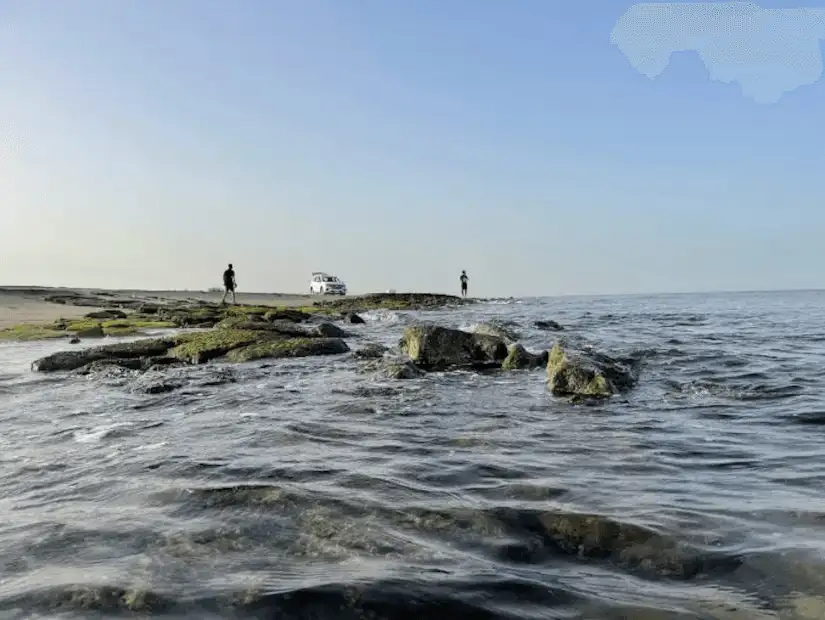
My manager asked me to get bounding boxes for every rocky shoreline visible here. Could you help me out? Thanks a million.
[5,291,642,401]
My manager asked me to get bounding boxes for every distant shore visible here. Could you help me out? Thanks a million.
[0,286,322,329]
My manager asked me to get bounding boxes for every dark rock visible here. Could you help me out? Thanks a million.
[32,338,177,372]
[399,324,508,370]
[308,322,350,338]
[84,310,128,320]
[502,343,549,370]
[263,309,312,323]
[69,337,81,345]
[354,343,389,359]
[546,343,639,398]
[534,320,564,331]
[138,305,160,315]
[342,312,366,324]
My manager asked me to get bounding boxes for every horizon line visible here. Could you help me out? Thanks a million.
[0,284,823,299]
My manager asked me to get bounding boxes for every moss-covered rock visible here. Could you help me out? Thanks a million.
[166,330,263,364]
[399,324,507,370]
[84,310,128,320]
[226,337,349,363]
[0,324,68,341]
[0,315,178,342]
[74,325,105,339]
[502,343,549,370]
[546,343,638,398]
[314,293,470,314]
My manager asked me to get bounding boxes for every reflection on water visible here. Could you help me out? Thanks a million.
[1,291,825,618]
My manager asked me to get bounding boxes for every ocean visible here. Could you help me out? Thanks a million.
[1,290,824,619]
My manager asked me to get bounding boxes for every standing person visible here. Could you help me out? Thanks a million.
[460,270,468,297]
[221,263,236,304]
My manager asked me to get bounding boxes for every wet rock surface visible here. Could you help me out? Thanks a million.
[546,343,639,398]
[501,343,549,370]
[399,324,508,370]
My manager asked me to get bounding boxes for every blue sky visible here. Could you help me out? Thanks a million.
[1,0,823,296]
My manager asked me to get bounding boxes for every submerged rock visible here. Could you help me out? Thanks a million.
[472,320,520,344]
[354,343,389,359]
[501,343,549,370]
[546,343,638,398]
[399,324,508,370]
[362,358,425,380]
[534,320,564,331]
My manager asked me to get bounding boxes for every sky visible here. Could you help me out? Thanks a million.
[1,0,824,297]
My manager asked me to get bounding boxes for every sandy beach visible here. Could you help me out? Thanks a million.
[0,287,320,329]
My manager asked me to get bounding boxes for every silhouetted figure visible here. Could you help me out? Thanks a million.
[460,270,468,297]
[221,263,236,304]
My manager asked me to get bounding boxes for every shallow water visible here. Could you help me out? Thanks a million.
[1,291,825,619]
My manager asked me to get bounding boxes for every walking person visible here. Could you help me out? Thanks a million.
[460,270,468,298]
[221,263,237,305]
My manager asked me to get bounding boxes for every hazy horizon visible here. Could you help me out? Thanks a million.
[2,1,823,298]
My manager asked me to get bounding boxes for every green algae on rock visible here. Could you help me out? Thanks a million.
[501,343,549,370]
[314,293,470,314]
[0,324,68,341]
[166,330,264,364]
[546,343,638,398]
[399,324,507,370]
[226,337,349,363]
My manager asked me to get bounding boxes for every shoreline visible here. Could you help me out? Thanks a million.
[0,287,472,334]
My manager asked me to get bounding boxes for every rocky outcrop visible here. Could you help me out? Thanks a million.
[32,325,352,372]
[534,320,564,331]
[399,324,508,370]
[546,343,639,398]
[315,293,471,313]
[502,343,549,370]
[32,338,178,372]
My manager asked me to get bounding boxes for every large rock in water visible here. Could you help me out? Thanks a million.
[399,324,508,370]
[546,343,638,398]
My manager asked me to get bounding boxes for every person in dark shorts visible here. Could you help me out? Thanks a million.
[221,263,236,304]
[460,270,468,297]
